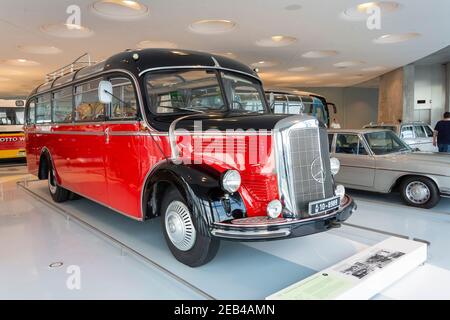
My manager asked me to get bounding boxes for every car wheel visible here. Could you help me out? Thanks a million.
[48,166,69,203]
[400,176,440,209]
[161,187,220,267]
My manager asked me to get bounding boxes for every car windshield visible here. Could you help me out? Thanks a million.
[364,131,411,155]
[0,107,25,125]
[146,69,267,115]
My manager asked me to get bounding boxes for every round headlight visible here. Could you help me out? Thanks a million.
[267,200,283,219]
[330,157,341,176]
[335,184,346,201]
[221,170,241,193]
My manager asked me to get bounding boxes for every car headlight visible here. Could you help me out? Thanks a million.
[330,157,341,176]
[335,184,346,201]
[267,200,283,219]
[221,170,241,193]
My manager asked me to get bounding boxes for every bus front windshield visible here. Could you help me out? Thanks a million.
[146,69,268,115]
[0,107,25,125]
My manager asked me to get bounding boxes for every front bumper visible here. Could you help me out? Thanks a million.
[211,195,357,241]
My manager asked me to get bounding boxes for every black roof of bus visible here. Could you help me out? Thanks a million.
[30,49,260,96]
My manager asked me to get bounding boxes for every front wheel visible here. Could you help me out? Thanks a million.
[400,176,440,209]
[161,188,220,267]
[48,167,69,203]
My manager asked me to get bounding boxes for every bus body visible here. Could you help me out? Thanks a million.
[0,100,26,160]
[266,88,337,127]
[25,49,355,267]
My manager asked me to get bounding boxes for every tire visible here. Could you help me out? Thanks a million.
[161,187,220,267]
[48,165,70,203]
[400,176,440,209]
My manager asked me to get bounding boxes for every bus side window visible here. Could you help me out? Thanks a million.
[36,94,52,124]
[109,78,138,120]
[52,87,73,123]
[74,79,105,122]
[27,99,36,125]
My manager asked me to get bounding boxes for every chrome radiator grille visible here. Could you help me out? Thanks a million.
[275,116,334,218]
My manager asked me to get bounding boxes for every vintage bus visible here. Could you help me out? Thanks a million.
[0,99,26,160]
[25,49,356,267]
[266,88,337,127]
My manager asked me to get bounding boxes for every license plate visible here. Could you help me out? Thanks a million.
[309,196,340,216]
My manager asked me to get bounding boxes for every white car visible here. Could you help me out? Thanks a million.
[363,122,438,152]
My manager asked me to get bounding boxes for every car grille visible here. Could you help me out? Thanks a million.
[275,117,334,218]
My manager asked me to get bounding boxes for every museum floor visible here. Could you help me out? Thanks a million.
[1,163,449,300]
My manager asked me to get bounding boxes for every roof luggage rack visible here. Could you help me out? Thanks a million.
[45,53,96,82]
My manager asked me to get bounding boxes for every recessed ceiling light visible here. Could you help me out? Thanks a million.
[189,20,237,34]
[40,23,94,38]
[284,4,302,11]
[18,45,62,55]
[256,35,297,47]
[302,50,338,58]
[374,33,420,44]
[137,40,178,49]
[288,66,313,72]
[211,52,237,59]
[334,61,365,68]
[362,66,387,72]
[343,1,400,21]
[250,61,279,68]
[2,59,40,67]
[91,0,149,20]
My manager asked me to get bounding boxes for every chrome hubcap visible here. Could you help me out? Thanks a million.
[406,181,430,204]
[48,170,57,194]
[165,201,196,251]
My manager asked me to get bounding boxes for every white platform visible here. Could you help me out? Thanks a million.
[267,237,427,300]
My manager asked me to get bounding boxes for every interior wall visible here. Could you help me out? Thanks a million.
[299,87,379,129]
[414,64,446,127]
[378,68,404,124]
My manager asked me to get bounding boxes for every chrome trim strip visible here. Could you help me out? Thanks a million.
[138,65,260,82]
[28,130,273,137]
[34,131,105,136]
[175,131,273,137]
[211,229,291,239]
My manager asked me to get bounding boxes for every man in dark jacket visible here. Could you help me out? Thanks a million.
[433,112,450,153]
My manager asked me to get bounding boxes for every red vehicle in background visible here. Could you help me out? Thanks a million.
[24,49,356,267]
[0,100,26,160]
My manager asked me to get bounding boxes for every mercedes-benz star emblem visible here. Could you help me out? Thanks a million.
[311,157,325,183]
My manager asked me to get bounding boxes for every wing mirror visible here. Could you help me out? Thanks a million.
[98,80,113,104]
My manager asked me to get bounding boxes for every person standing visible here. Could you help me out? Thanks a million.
[330,118,342,129]
[433,112,450,153]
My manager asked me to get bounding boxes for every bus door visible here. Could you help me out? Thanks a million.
[66,79,108,203]
[103,77,142,219]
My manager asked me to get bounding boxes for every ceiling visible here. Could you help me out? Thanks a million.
[0,0,449,98]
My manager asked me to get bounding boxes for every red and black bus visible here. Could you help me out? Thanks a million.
[25,49,356,267]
